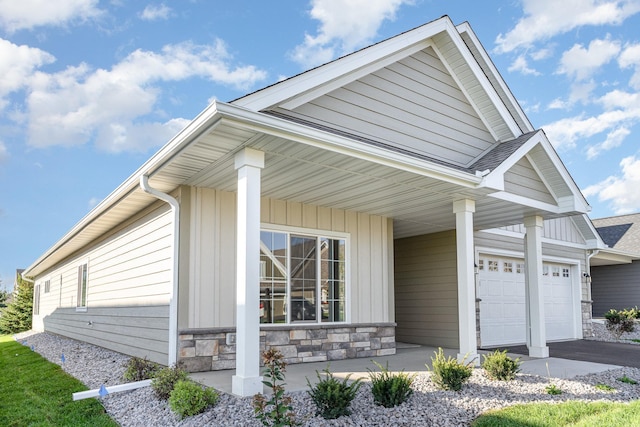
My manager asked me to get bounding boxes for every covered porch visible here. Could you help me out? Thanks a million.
[138,101,589,396]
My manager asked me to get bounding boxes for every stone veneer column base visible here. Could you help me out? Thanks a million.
[177,323,396,372]
[581,300,593,338]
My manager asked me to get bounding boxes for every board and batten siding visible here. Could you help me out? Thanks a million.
[394,230,459,349]
[591,261,640,316]
[499,217,587,245]
[278,46,494,168]
[31,203,173,364]
[185,187,394,329]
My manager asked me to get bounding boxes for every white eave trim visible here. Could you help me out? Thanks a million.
[455,22,534,133]
[23,102,224,278]
[215,102,482,187]
[233,18,450,111]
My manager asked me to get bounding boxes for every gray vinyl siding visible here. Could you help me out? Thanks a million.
[591,261,640,316]
[185,187,394,328]
[503,157,555,205]
[31,203,172,364]
[281,47,494,167]
[394,230,459,348]
[40,306,169,363]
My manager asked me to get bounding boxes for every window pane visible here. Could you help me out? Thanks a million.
[260,231,287,324]
[321,238,345,322]
[290,235,317,322]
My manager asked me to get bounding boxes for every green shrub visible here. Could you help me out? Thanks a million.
[604,309,636,339]
[621,306,640,320]
[122,357,161,382]
[595,383,615,392]
[307,367,361,419]
[168,380,219,419]
[428,348,473,391]
[151,365,189,400]
[481,350,521,381]
[545,384,562,395]
[368,360,415,408]
[617,375,638,385]
[252,349,298,427]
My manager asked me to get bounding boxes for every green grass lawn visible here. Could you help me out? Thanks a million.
[0,335,118,427]
[472,400,640,426]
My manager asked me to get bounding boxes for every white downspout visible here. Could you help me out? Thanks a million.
[586,249,600,302]
[140,175,179,366]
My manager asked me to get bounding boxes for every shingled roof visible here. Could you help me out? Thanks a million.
[593,213,640,255]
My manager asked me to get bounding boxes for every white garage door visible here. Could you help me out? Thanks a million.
[477,255,575,347]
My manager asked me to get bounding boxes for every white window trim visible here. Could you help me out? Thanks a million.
[260,223,350,326]
[76,259,89,312]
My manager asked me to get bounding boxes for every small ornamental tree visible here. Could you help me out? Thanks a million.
[0,272,33,334]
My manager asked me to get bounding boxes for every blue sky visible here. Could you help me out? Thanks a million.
[2,0,640,288]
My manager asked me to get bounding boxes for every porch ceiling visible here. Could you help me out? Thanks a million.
[148,119,559,239]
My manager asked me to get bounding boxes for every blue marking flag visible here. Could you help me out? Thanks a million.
[30,345,34,351]
[99,384,109,397]
[61,353,65,363]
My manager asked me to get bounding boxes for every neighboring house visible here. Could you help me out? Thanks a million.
[590,213,640,316]
[24,16,604,397]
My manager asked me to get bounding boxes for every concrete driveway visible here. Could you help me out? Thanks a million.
[490,339,640,368]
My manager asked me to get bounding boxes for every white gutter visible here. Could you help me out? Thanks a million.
[140,175,179,366]
[73,379,151,401]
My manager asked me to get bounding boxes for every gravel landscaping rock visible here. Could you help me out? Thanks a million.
[587,320,640,345]
[14,330,640,426]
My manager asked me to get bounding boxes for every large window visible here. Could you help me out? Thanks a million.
[77,263,88,310]
[260,229,346,324]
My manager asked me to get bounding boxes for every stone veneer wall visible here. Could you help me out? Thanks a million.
[178,323,396,372]
[581,300,593,338]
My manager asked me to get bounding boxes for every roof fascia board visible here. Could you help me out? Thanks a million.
[488,191,562,214]
[433,19,521,138]
[23,102,225,278]
[571,214,606,248]
[479,130,590,213]
[455,22,534,132]
[216,102,482,187]
[233,19,446,111]
[233,18,449,111]
[592,249,637,263]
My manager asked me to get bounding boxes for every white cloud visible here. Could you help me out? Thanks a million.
[507,55,541,75]
[139,3,171,21]
[530,47,554,61]
[0,141,7,162]
[25,40,267,152]
[619,42,640,89]
[290,0,414,68]
[0,38,55,109]
[583,155,640,214]
[586,126,630,158]
[0,0,102,32]
[557,37,621,81]
[495,0,640,54]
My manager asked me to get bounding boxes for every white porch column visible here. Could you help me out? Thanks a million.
[232,148,265,397]
[453,199,478,365]
[524,215,549,358]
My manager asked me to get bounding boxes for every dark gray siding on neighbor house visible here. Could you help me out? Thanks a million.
[591,260,640,316]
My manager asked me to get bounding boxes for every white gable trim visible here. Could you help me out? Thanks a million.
[455,22,534,133]
[234,16,521,140]
[234,18,449,111]
[479,130,590,213]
